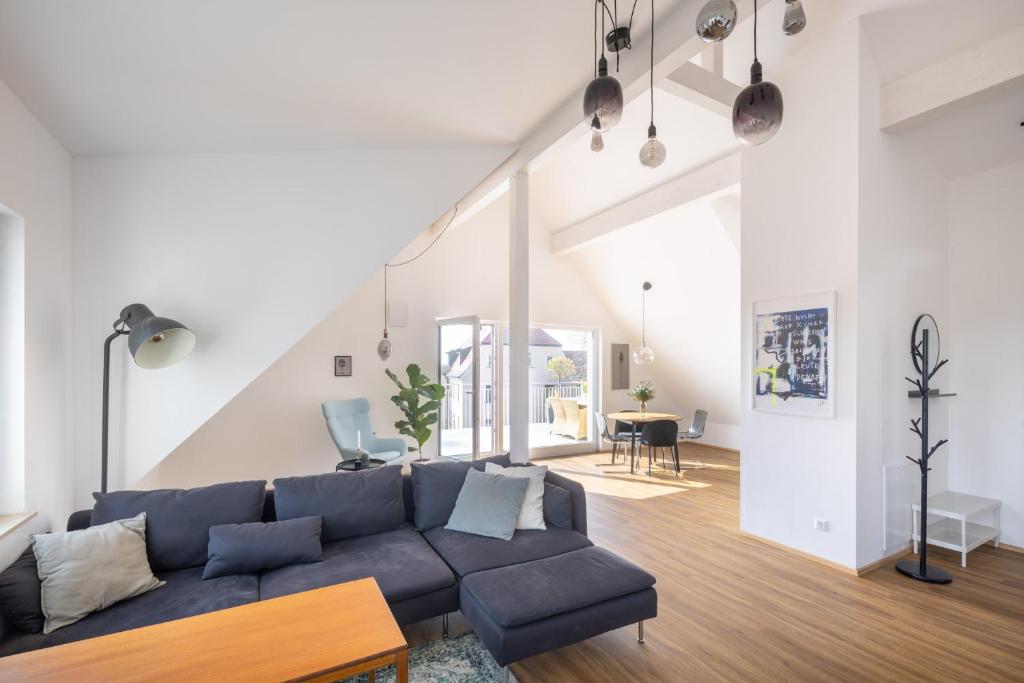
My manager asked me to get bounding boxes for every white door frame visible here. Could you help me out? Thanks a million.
[436,316,481,460]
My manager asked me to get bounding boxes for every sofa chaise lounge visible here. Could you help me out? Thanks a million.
[0,454,656,670]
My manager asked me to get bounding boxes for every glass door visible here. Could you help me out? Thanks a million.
[526,326,599,456]
[437,317,496,460]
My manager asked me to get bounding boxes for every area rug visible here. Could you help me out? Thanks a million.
[339,633,510,683]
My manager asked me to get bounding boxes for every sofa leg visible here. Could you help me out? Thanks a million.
[638,620,645,644]
[442,612,449,638]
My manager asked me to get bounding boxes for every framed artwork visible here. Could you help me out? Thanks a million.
[334,355,352,377]
[752,291,835,418]
[611,343,630,390]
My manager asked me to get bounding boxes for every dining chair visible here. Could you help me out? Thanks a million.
[596,414,631,465]
[677,409,709,469]
[640,420,680,477]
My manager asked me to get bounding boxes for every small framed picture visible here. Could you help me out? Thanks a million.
[334,355,352,377]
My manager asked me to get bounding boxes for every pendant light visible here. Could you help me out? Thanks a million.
[638,0,666,169]
[783,0,807,35]
[633,282,655,365]
[378,207,459,361]
[732,0,783,145]
[377,265,393,360]
[696,0,737,43]
[584,1,624,149]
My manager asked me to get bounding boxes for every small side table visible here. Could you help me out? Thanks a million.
[912,491,1001,568]
[336,458,387,472]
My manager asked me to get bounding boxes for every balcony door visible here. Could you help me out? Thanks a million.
[437,317,497,460]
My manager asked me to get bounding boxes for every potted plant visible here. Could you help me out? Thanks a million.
[385,363,446,461]
[627,381,655,416]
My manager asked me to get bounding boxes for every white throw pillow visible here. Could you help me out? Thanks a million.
[32,512,164,634]
[485,463,548,530]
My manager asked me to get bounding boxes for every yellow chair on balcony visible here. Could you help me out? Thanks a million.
[547,396,567,435]
[561,399,589,441]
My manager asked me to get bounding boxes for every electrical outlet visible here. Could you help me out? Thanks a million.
[814,518,829,532]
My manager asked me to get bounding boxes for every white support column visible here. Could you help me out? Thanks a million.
[508,171,529,463]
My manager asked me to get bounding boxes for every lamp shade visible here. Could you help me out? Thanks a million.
[120,304,196,369]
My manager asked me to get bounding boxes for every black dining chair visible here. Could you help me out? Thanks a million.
[640,420,680,477]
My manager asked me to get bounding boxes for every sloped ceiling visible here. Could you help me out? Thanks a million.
[0,0,686,155]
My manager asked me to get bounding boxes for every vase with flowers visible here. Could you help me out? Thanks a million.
[627,381,655,416]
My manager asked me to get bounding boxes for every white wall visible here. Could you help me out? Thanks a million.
[855,26,950,566]
[0,77,74,569]
[563,198,740,449]
[141,194,648,488]
[947,160,1024,548]
[71,146,510,505]
[740,17,861,569]
[0,206,25,514]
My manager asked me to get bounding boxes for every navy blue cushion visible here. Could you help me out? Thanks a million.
[0,565,258,657]
[0,549,43,633]
[422,525,593,577]
[203,516,322,580]
[542,483,573,530]
[259,527,456,604]
[91,481,267,572]
[461,546,655,628]
[273,466,404,543]
[410,453,511,531]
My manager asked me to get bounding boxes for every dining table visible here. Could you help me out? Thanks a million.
[606,411,685,475]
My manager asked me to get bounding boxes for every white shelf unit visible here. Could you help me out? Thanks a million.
[911,491,1001,568]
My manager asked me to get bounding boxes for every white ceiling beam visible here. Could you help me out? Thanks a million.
[658,61,741,118]
[880,23,1024,131]
[550,152,740,255]
[442,0,768,231]
[699,43,725,79]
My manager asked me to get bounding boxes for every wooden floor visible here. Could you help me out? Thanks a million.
[405,445,1024,682]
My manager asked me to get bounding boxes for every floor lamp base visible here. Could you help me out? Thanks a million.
[895,559,952,584]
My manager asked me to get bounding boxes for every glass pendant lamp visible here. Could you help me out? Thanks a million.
[638,0,666,169]
[732,0,783,145]
[696,0,737,43]
[633,282,655,365]
[583,2,623,144]
[783,0,807,35]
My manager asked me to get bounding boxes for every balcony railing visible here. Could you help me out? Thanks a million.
[441,381,586,430]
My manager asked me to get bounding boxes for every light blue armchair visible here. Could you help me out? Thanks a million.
[322,398,406,466]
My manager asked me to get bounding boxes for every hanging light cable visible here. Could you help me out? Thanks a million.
[378,206,459,360]
[639,0,666,169]
[633,282,655,365]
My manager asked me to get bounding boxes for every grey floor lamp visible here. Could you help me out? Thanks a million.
[102,303,196,493]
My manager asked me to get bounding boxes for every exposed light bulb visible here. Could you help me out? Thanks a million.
[696,0,737,43]
[377,332,392,361]
[591,130,605,152]
[783,0,807,35]
[633,346,655,365]
[639,124,666,168]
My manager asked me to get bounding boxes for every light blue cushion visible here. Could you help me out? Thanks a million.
[445,469,530,541]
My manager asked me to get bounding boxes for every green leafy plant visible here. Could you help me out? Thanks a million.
[627,381,655,412]
[545,356,577,387]
[385,363,446,461]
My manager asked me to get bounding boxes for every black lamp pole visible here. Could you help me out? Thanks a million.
[100,304,196,495]
[101,321,129,494]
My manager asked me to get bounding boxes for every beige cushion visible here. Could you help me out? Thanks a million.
[485,463,548,530]
[32,512,164,634]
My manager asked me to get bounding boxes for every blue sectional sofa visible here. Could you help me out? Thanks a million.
[0,454,657,669]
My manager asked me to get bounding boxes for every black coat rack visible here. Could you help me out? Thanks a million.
[895,314,953,584]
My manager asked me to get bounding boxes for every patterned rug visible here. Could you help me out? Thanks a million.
[340,633,510,683]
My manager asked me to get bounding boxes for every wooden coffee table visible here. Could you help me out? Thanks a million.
[0,577,408,683]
